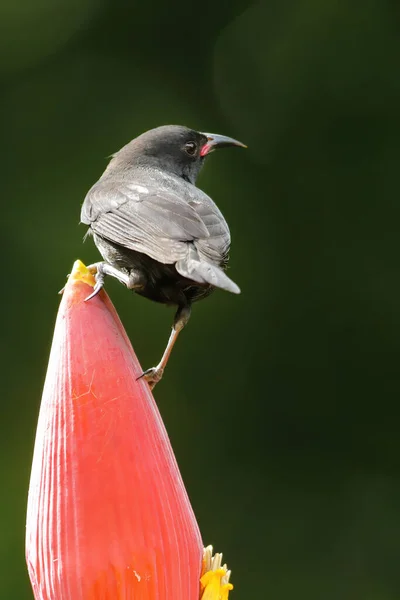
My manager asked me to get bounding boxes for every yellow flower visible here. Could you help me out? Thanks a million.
[200,546,234,600]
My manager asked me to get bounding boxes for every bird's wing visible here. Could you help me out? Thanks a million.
[81,180,211,264]
[187,193,231,267]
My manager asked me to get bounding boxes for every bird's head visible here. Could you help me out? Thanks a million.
[112,125,246,184]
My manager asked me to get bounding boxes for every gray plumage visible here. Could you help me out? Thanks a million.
[80,125,245,386]
[81,125,241,300]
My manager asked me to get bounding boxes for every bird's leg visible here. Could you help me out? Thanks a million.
[85,262,143,301]
[138,304,191,390]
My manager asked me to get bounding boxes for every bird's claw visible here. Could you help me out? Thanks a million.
[84,264,105,301]
[137,366,164,390]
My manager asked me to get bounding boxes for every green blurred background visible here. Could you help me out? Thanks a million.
[3,0,400,598]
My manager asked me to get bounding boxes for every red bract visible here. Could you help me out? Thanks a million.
[26,260,203,600]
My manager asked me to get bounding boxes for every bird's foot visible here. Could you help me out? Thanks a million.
[84,262,105,301]
[85,262,144,296]
[137,366,164,390]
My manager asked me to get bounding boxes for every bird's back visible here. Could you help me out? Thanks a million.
[82,165,239,301]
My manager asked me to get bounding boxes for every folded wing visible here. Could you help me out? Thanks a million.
[81,180,210,264]
[81,177,239,293]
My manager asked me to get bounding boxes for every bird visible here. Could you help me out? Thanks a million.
[80,124,245,388]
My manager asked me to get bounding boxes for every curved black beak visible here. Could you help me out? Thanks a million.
[200,132,247,157]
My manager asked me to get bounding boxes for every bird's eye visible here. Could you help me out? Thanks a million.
[184,141,197,156]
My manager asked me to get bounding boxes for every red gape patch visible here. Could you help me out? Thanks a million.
[200,143,212,157]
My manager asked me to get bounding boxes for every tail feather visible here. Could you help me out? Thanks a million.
[176,253,240,295]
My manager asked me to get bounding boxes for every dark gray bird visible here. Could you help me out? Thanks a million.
[80,125,245,387]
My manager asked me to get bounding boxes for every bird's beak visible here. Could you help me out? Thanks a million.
[200,133,247,157]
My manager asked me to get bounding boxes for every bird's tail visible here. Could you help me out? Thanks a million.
[176,247,240,294]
